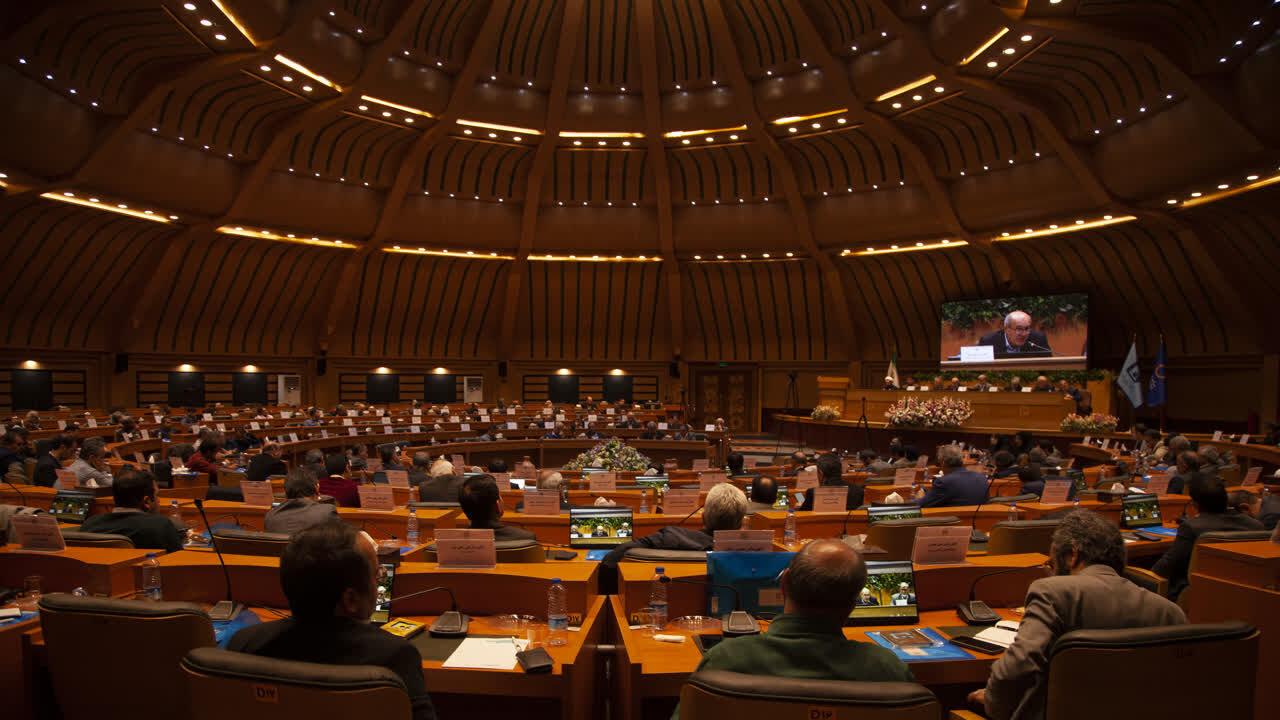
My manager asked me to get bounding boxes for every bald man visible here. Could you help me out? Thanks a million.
[672,540,912,718]
[978,310,1051,356]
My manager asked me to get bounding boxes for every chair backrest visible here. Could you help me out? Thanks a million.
[986,519,1060,556]
[182,647,411,720]
[1044,622,1258,720]
[211,528,292,557]
[989,493,1039,504]
[622,547,709,563]
[61,530,135,548]
[217,468,247,488]
[865,516,961,561]
[38,593,215,720]
[6,465,29,484]
[407,501,461,509]
[1218,464,1241,485]
[420,539,546,563]
[679,670,940,720]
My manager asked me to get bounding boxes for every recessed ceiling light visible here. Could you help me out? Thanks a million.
[986,61,998,68]
[574,140,582,146]
[682,138,690,144]
[1217,183,1229,189]
[1247,174,1259,180]
[214,34,226,41]
[1003,48,1015,54]
[282,75,293,82]
[184,2,196,9]
[1021,34,1032,42]
[513,136,522,141]
[912,95,922,101]
[200,19,212,27]
[705,136,713,142]
[303,85,313,92]
[892,102,902,109]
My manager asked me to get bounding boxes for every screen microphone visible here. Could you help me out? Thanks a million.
[389,586,468,637]
[957,565,1040,625]
[1025,341,1067,357]
[360,520,399,540]
[191,498,246,622]
[660,576,759,636]
[3,477,27,507]
[969,471,1001,543]
[672,502,706,528]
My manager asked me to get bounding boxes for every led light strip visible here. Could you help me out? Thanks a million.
[386,247,512,259]
[993,215,1136,241]
[559,131,645,138]
[530,254,661,262]
[457,119,541,135]
[40,192,175,223]
[690,252,796,260]
[664,125,748,138]
[360,95,434,118]
[851,240,967,256]
[1177,172,1280,208]
[772,108,848,125]
[218,225,354,247]
[274,54,338,90]
[959,27,1009,65]
[874,75,937,103]
[211,0,256,44]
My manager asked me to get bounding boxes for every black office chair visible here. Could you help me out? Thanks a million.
[988,493,1039,504]
[182,647,411,720]
[420,539,545,563]
[210,528,291,557]
[622,547,708,563]
[985,519,1060,556]
[61,530,135,548]
[681,671,940,719]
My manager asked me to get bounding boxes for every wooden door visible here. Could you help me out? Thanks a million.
[692,367,755,431]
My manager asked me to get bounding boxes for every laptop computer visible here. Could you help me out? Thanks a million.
[845,560,919,626]
[568,507,634,548]
[866,505,924,523]
[1120,493,1162,529]
[706,551,797,617]
[50,489,95,524]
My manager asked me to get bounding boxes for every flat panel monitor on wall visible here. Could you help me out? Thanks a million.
[423,374,457,404]
[939,293,1088,370]
[603,375,633,403]
[232,372,268,406]
[168,372,206,408]
[367,374,400,404]
[11,369,54,410]
[548,375,579,404]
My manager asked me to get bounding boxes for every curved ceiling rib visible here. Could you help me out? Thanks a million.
[703,0,860,357]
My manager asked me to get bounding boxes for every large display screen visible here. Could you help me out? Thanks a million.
[939,293,1088,369]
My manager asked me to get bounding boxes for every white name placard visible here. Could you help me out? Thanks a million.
[434,529,496,569]
[811,486,847,513]
[240,481,274,507]
[1041,480,1071,505]
[795,469,819,492]
[959,345,995,363]
[911,526,971,565]
[521,489,560,516]
[713,530,774,552]
[385,470,410,489]
[357,485,396,512]
[662,490,700,517]
[11,514,65,552]
[698,471,727,491]
[588,472,617,492]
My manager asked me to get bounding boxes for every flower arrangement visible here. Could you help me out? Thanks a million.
[1060,413,1118,433]
[885,397,974,428]
[563,437,655,472]
[810,405,842,422]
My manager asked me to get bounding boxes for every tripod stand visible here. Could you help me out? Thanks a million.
[775,371,801,457]
[853,395,871,449]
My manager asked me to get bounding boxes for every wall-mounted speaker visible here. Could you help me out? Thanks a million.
[498,361,508,378]
[114,353,129,373]
[317,358,327,376]
[669,361,680,378]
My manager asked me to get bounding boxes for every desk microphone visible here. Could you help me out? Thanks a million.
[4,477,27,507]
[192,498,246,622]
[1025,341,1068,357]
[660,576,759,636]
[389,586,468,637]
[361,520,399,540]
[957,565,1040,625]
[969,473,1001,543]
[672,502,706,528]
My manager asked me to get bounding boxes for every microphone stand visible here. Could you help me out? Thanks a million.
[389,586,468,637]
[957,564,1041,625]
[969,471,1001,543]
[4,478,28,506]
[661,576,759,636]
[361,520,399,541]
[191,498,246,622]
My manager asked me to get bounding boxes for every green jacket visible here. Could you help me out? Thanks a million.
[672,613,913,718]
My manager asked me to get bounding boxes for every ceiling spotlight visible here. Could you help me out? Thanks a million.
[358,104,368,110]
[705,136,714,142]
[382,111,391,117]
[303,85,312,92]
[811,122,820,128]
[892,102,902,109]
[513,136,521,141]
[911,95,922,101]
[620,87,626,91]
[599,140,607,145]
[282,75,293,82]
[986,61,998,68]
[785,252,793,257]
[200,19,212,27]
[1003,48,1015,54]
[682,138,690,144]
[464,129,472,134]
[729,134,738,140]
[184,2,196,9]
[489,132,497,137]
[214,34,226,41]
[766,70,773,76]
[574,140,582,146]
[934,86,944,92]
[1021,34,1032,42]
[716,255,724,259]
[789,126,798,132]
[694,255,701,259]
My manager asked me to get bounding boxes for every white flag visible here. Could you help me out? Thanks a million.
[1118,341,1144,408]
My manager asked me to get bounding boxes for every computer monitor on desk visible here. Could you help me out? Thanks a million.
[568,507,634,548]
[633,476,669,493]
[50,490,95,524]
[846,561,919,626]
[867,505,923,523]
[1121,493,1162,529]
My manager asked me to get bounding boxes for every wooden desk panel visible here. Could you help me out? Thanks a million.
[1187,575,1278,720]
[0,546,154,596]
[843,390,1075,431]
[1194,541,1280,591]
[751,505,1022,540]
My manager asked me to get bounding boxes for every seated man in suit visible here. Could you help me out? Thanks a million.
[1031,375,1053,392]
[672,539,912,718]
[928,375,947,391]
[1004,376,1024,392]
[406,451,431,489]
[79,469,184,552]
[798,453,864,511]
[317,453,360,508]
[725,451,758,478]
[991,451,1019,479]
[1152,473,1263,600]
[945,377,962,392]
[458,473,536,542]
[859,448,892,475]
[1230,488,1280,531]
[1016,466,1046,498]
[0,430,24,476]
[378,444,408,474]
[265,468,338,535]
[881,375,898,390]
[978,310,1051,356]
[637,421,664,440]
[227,522,433,720]
[33,433,76,488]
[781,451,808,477]
[747,475,780,512]
[857,588,879,606]
[914,446,988,508]
[971,374,992,392]
[245,442,288,483]
[602,483,749,584]
[1165,451,1200,495]
[969,510,1185,719]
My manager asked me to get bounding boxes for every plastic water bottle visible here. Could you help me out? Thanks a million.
[140,553,162,600]
[169,500,183,527]
[784,507,798,545]
[638,489,648,514]
[409,485,419,503]
[649,568,668,632]
[406,508,419,546]
[1007,503,1018,522]
[1073,498,1081,510]
[547,578,569,646]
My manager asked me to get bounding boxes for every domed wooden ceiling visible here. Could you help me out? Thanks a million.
[1,0,1278,363]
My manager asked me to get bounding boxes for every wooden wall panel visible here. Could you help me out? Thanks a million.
[135,370,284,408]
[334,253,511,359]
[682,260,831,362]
[517,261,669,360]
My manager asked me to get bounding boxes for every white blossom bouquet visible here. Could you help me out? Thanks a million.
[810,405,842,421]
[885,397,973,428]
[563,437,654,472]
[1060,413,1118,433]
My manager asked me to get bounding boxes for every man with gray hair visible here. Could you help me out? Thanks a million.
[914,445,988,507]
[969,510,1185,719]
[600,483,748,587]
[978,310,1051,356]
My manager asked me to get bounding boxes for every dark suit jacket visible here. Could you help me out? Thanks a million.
[245,453,288,484]
[467,519,537,542]
[977,329,1051,356]
[228,617,434,720]
[917,469,989,508]
[263,498,338,535]
[1152,511,1264,599]
[79,509,184,552]
[417,474,462,503]
[34,453,63,488]
[798,482,864,512]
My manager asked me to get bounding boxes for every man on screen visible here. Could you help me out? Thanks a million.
[978,311,1052,356]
